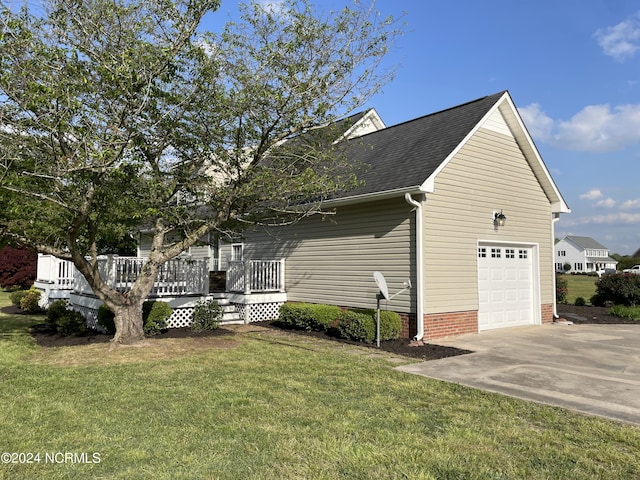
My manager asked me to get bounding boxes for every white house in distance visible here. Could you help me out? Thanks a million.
[555,236,618,274]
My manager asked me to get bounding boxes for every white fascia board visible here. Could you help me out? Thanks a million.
[419,92,571,214]
[418,93,510,193]
[339,108,386,141]
[322,185,427,207]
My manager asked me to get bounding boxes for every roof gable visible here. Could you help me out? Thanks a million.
[331,91,570,214]
[563,236,609,251]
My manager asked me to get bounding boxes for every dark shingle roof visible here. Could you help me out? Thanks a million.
[335,91,507,199]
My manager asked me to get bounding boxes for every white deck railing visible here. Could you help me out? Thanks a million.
[39,254,209,297]
[36,254,75,289]
[227,260,285,294]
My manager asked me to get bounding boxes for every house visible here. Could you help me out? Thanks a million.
[554,236,618,274]
[240,90,569,340]
[36,91,570,341]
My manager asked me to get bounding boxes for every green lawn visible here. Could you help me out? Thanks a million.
[560,274,599,305]
[1,291,640,479]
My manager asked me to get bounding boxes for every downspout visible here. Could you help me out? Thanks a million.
[404,193,424,341]
[552,212,561,320]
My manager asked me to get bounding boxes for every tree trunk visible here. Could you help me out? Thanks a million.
[111,301,146,345]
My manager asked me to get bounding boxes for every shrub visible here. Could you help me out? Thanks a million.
[574,297,586,306]
[57,310,88,336]
[46,300,69,331]
[142,301,172,335]
[351,308,402,341]
[379,310,403,340]
[190,298,223,332]
[556,275,568,304]
[9,289,27,308]
[594,273,640,306]
[0,246,36,289]
[46,300,87,336]
[608,305,640,320]
[276,303,341,331]
[19,286,41,313]
[97,304,116,335]
[337,310,375,343]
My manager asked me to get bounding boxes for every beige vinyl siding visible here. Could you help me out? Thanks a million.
[244,197,415,312]
[423,125,553,314]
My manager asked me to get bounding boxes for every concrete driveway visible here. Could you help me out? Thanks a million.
[397,323,640,425]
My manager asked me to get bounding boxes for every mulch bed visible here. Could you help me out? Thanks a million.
[556,304,639,324]
[7,303,638,361]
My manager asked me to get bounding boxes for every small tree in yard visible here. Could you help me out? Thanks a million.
[0,246,37,289]
[0,0,401,345]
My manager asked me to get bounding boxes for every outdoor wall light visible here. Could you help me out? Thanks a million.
[493,210,507,229]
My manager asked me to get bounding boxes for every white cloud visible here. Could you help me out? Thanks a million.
[561,212,640,226]
[518,103,553,142]
[621,198,640,209]
[580,189,603,200]
[594,12,640,61]
[596,197,616,208]
[520,102,640,152]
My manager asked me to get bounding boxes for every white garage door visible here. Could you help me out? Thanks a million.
[478,245,534,331]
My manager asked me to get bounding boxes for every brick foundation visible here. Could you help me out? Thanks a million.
[541,303,554,324]
[422,310,478,340]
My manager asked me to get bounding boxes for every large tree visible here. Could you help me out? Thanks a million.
[0,0,400,344]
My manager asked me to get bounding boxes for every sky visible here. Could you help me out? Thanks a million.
[203,0,640,255]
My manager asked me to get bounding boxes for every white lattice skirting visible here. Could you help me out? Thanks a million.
[234,302,282,322]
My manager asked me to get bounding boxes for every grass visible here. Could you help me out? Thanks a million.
[1,291,640,479]
[609,305,640,321]
[559,274,598,305]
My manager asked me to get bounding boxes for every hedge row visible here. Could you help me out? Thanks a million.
[275,302,402,343]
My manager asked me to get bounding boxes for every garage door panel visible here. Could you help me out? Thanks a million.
[478,245,534,331]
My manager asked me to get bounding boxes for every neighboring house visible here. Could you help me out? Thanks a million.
[36,91,570,341]
[554,236,618,274]
[241,90,569,340]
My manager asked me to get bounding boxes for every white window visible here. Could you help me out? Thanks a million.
[232,244,243,261]
[519,249,528,259]
[491,248,501,258]
[478,247,487,258]
[505,249,515,259]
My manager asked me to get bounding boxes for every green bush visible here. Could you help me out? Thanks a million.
[97,304,116,335]
[9,289,27,308]
[19,286,41,313]
[276,303,341,331]
[574,297,586,306]
[556,275,568,303]
[594,273,640,306]
[337,310,375,343]
[191,298,223,332]
[351,309,402,341]
[46,300,69,331]
[142,301,172,335]
[45,300,87,336]
[608,305,640,320]
[57,310,88,336]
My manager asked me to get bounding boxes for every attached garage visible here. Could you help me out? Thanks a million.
[477,243,539,331]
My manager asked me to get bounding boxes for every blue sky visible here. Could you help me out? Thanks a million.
[205,0,640,255]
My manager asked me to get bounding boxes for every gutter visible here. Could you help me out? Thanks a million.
[404,193,424,341]
[552,213,561,320]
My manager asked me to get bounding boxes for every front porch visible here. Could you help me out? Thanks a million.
[34,254,287,328]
